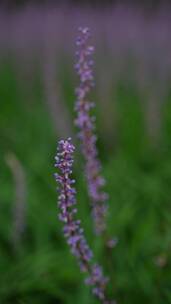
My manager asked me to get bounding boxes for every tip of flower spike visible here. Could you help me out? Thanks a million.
[78,26,89,34]
[58,137,72,144]
[57,138,75,153]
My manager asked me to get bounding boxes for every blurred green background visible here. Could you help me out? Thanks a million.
[1,3,171,304]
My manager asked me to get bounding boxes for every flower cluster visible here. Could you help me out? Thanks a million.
[54,138,115,303]
[75,27,108,235]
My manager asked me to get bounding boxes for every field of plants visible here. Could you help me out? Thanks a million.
[1,5,171,304]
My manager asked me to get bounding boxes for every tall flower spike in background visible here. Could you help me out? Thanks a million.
[54,138,115,304]
[75,27,108,235]
[6,153,27,251]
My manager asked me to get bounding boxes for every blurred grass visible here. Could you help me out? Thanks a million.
[1,56,171,304]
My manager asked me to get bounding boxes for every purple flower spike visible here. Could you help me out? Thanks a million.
[55,138,115,304]
[75,27,108,235]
